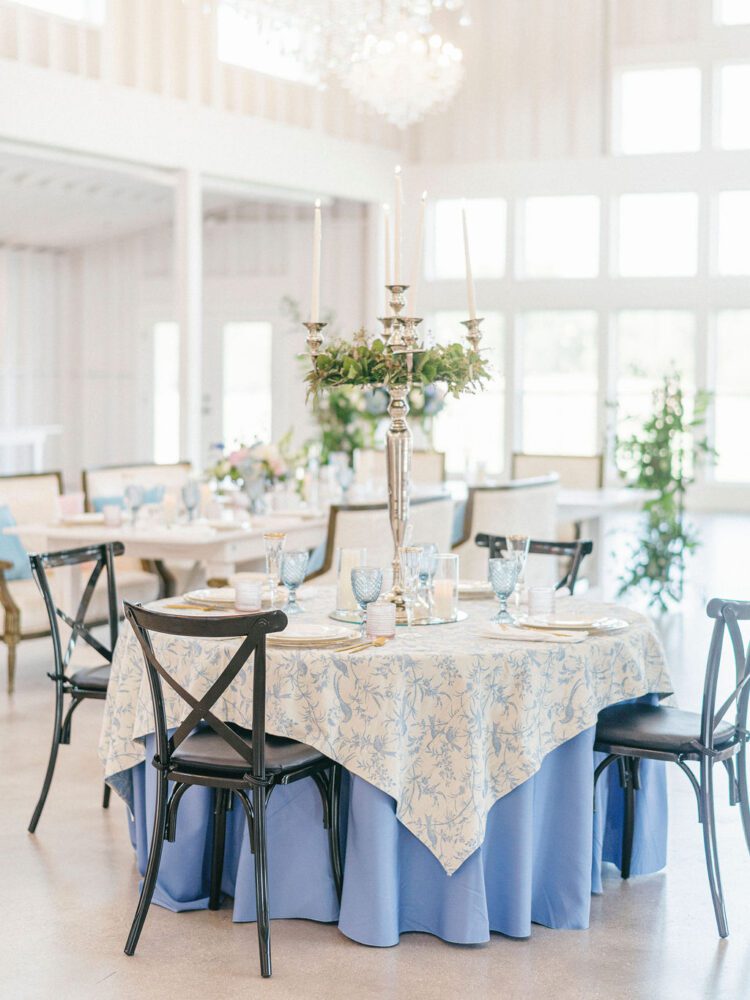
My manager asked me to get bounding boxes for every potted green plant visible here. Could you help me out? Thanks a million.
[616,372,714,612]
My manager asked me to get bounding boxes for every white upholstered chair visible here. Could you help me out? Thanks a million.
[309,495,456,585]
[0,471,159,692]
[452,475,560,583]
[354,449,446,488]
[511,453,604,490]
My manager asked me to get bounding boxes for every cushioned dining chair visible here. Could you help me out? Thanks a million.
[27,542,124,833]
[594,598,750,938]
[474,534,594,593]
[122,602,343,979]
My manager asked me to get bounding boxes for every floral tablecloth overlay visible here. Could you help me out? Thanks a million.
[99,592,671,875]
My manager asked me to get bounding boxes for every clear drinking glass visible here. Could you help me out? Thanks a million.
[351,566,383,638]
[489,556,520,624]
[263,531,286,608]
[181,480,201,522]
[280,549,309,616]
[123,484,145,527]
[432,554,459,621]
[413,541,439,613]
[506,534,531,610]
[399,546,424,622]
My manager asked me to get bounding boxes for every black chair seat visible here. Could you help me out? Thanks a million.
[69,663,111,692]
[596,702,737,756]
[171,726,326,777]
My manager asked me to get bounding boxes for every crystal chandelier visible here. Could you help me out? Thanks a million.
[342,22,464,129]
[213,1,470,127]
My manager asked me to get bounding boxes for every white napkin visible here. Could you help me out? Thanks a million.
[480,625,587,644]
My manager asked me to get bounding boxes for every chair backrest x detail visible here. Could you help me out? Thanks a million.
[124,603,287,785]
[475,533,593,592]
[703,598,750,752]
[30,542,124,681]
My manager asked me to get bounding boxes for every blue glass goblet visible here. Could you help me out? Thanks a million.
[351,566,383,639]
[489,556,520,625]
[280,549,309,615]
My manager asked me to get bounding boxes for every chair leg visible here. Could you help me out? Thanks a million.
[328,767,343,901]
[700,759,729,938]
[209,788,228,910]
[737,743,750,856]
[619,757,636,880]
[125,771,169,956]
[252,786,272,978]
[6,639,17,694]
[103,782,111,809]
[28,685,65,834]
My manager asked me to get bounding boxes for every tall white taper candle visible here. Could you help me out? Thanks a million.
[462,204,477,322]
[407,190,427,316]
[383,203,391,313]
[394,166,402,285]
[311,198,321,323]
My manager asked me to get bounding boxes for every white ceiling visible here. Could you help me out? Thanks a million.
[0,149,310,249]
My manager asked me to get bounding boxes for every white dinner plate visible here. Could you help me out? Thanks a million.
[268,624,356,646]
[61,512,105,526]
[520,615,628,632]
[184,588,236,606]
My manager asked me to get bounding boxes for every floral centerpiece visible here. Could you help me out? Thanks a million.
[207,432,298,511]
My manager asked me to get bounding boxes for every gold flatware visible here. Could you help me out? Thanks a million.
[340,636,390,654]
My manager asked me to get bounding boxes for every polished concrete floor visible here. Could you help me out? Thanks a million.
[2,514,750,1000]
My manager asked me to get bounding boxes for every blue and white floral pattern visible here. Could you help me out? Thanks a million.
[99,593,671,875]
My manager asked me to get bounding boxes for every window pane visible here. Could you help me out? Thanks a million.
[719,65,750,149]
[153,322,180,465]
[520,196,599,278]
[615,310,696,444]
[223,322,273,447]
[431,311,505,475]
[431,199,506,280]
[617,67,701,154]
[714,311,750,482]
[717,191,750,274]
[617,193,699,276]
[217,2,316,84]
[9,0,104,22]
[715,0,750,24]
[520,312,598,455]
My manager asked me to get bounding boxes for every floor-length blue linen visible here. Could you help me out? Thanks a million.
[127,715,667,947]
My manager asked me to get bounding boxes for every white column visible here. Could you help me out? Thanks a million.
[175,169,203,470]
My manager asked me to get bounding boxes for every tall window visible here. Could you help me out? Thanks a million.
[714,311,750,482]
[616,67,701,154]
[431,311,505,475]
[519,196,599,278]
[718,65,750,149]
[222,322,273,447]
[153,323,180,465]
[617,193,699,276]
[519,312,598,455]
[615,311,696,440]
[9,0,105,22]
[216,2,317,84]
[717,191,750,275]
[429,199,506,280]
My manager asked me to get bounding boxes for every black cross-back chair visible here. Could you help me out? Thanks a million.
[122,602,343,979]
[594,598,750,938]
[27,542,123,833]
[475,533,594,592]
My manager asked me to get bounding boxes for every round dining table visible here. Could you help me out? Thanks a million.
[100,588,672,946]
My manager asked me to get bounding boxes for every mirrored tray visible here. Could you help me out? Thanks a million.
[329,609,468,627]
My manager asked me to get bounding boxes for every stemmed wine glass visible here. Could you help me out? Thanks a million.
[330,451,354,502]
[399,546,423,623]
[351,566,383,639]
[123,484,145,527]
[181,480,201,523]
[489,556,520,624]
[280,550,309,615]
[263,531,286,608]
[414,541,438,612]
[506,534,530,610]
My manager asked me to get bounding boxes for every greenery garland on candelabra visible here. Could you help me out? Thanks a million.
[616,372,714,613]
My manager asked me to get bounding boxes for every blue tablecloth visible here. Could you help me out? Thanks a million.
[127,708,667,946]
